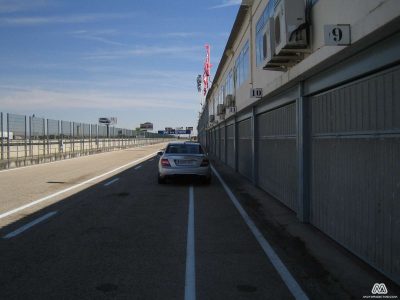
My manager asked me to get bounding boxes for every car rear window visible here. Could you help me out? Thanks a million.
[166,144,204,154]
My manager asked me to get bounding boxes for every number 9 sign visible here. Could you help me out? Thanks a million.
[324,24,351,46]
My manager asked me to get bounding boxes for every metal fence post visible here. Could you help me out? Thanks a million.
[7,113,10,165]
[81,124,83,154]
[43,118,46,157]
[297,81,310,223]
[28,116,32,158]
[1,112,3,161]
[95,125,98,151]
[59,120,62,156]
[80,123,83,154]
[23,115,27,159]
[89,124,91,153]
[57,120,60,157]
[47,119,50,156]
[72,122,75,154]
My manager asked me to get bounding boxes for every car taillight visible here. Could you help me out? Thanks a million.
[161,158,171,167]
[200,158,209,167]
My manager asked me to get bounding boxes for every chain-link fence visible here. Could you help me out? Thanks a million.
[0,112,172,169]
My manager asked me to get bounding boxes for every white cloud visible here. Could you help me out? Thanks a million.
[82,45,202,60]
[0,87,198,111]
[209,0,242,9]
[0,0,51,13]
[70,29,125,46]
[0,13,133,26]
[165,32,202,38]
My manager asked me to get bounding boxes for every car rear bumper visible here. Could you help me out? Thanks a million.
[159,166,211,178]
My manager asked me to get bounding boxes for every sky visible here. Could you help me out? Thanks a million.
[0,0,240,132]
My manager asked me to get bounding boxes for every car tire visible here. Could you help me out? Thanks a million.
[158,174,166,184]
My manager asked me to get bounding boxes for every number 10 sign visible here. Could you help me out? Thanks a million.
[250,88,263,98]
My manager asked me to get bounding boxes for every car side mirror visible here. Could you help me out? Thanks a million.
[157,151,163,156]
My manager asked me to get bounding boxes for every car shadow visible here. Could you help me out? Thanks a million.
[161,175,211,186]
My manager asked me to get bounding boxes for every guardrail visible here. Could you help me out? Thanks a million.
[0,112,171,170]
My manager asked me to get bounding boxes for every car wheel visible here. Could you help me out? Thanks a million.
[158,173,166,184]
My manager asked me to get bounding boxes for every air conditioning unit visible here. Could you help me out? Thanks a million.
[224,94,235,107]
[263,16,302,71]
[262,18,275,65]
[209,114,215,122]
[273,0,307,56]
[217,104,225,116]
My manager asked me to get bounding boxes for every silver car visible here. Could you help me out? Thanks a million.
[157,142,211,184]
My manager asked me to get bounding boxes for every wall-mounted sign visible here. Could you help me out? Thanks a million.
[250,88,263,98]
[324,24,351,46]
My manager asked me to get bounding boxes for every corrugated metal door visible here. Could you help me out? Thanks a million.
[211,128,217,155]
[310,66,400,283]
[226,124,235,168]
[220,125,226,163]
[216,125,220,159]
[237,118,252,180]
[256,103,298,211]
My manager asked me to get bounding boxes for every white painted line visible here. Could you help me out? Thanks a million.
[134,165,142,170]
[185,185,196,300]
[211,166,309,300]
[104,178,120,187]
[3,211,58,239]
[0,152,157,220]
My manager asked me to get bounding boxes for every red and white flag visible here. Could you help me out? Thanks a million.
[203,44,212,96]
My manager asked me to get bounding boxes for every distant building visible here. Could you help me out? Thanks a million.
[140,122,154,131]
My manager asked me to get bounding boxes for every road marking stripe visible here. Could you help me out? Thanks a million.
[3,211,58,239]
[134,165,142,170]
[211,166,309,300]
[104,178,119,187]
[0,152,157,220]
[185,185,196,300]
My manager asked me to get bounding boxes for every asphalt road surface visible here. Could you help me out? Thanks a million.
[3,143,395,299]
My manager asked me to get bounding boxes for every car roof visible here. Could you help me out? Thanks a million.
[167,141,200,146]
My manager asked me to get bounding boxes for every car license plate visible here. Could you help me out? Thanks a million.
[176,160,195,166]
